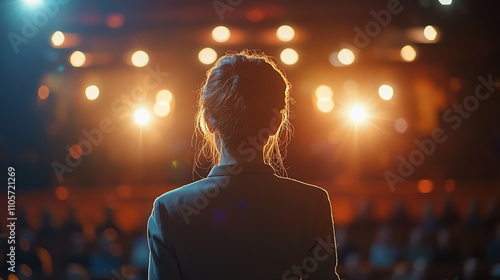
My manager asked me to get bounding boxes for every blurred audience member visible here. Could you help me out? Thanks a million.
[61,206,83,235]
[463,257,479,280]
[439,197,460,228]
[343,253,368,280]
[88,233,124,278]
[485,199,500,230]
[96,206,122,237]
[388,200,413,227]
[464,198,484,230]
[421,201,439,235]
[369,226,399,268]
[486,222,500,263]
[405,227,432,262]
[335,227,359,266]
[432,228,459,264]
[130,234,149,279]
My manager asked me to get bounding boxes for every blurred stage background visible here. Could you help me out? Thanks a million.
[1,0,500,279]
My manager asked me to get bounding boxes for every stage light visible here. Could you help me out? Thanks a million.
[24,0,41,6]
[198,47,218,65]
[401,45,417,62]
[85,85,99,100]
[38,85,49,100]
[337,48,355,65]
[316,98,334,113]
[349,105,367,123]
[276,25,295,42]
[134,108,151,125]
[315,85,333,99]
[69,51,86,67]
[280,48,298,65]
[417,179,434,193]
[423,25,438,41]
[378,84,394,100]
[439,0,452,5]
[131,50,149,67]
[156,89,173,103]
[50,31,65,47]
[154,101,171,117]
[394,118,408,133]
[212,26,230,43]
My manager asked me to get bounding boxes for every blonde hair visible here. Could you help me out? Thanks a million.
[194,50,293,176]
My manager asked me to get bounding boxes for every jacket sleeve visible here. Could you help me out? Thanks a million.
[147,199,183,280]
[306,190,341,280]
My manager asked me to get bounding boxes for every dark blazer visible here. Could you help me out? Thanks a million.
[148,163,340,280]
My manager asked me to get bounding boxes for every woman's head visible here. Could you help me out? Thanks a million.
[195,50,293,175]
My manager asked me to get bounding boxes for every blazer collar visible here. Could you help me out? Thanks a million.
[207,163,275,177]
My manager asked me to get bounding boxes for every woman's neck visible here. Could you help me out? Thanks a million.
[219,145,264,165]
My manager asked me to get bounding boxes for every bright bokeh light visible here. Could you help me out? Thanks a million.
[316,98,334,113]
[38,85,49,100]
[276,25,295,42]
[378,84,394,100]
[337,48,355,65]
[423,25,438,41]
[401,45,417,62]
[156,89,173,103]
[69,144,82,160]
[24,0,41,6]
[198,47,218,65]
[131,50,149,67]
[394,118,408,133]
[69,51,86,67]
[212,26,230,42]
[315,85,333,99]
[439,0,452,5]
[280,48,299,65]
[154,101,171,117]
[51,31,65,47]
[349,105,367,123]
[418,179,434,193]
[85,85,99,100]
[134,108,151,125]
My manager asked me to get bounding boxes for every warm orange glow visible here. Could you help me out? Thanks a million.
[349,105,367,123]
[444,179,456,192]
[20,264,32,277]
[56,186,69,200]
[38,85,49,100]
[246,9,265,22]
[8,274,19,280]
[69,144,82,159]
[418,179,434,193]
[117,184,132,199]
[106,13,125,29]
